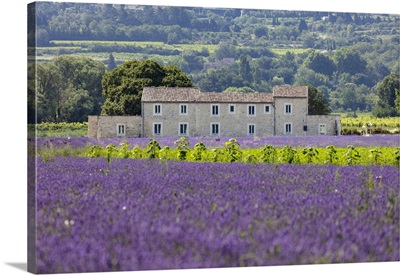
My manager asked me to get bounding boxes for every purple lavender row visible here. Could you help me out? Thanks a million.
[34,134,400,150]
[36,157,399,273]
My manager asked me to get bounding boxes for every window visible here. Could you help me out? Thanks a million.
[284,103,292,115]
[210,123,220,136]
[248,124,255,135]
[284,123,292,134]
[319,124,326,135]
[179,123,189,136]
[154,104,162,115]
[264,105,271,114]
[211,104,220,116]
[247,105,256,116]
[228,104,236,114]
[153,123,162,136]
[117,124,125,137]
[179,104,188,115]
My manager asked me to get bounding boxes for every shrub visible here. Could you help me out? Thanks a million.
[341,128,362,135]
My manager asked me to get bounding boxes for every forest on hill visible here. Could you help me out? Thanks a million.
[28,2,400,123]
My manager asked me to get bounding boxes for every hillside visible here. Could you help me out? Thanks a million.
[29,2,400,116]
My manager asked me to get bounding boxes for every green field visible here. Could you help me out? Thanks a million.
[51,40,172,48]
[29,122,88,137]
[341,114,400,128]
[35,40,311,62]
[270,48,311,55]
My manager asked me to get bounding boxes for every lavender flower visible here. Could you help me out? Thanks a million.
[36,158,400,273]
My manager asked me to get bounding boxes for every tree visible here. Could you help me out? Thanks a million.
[101,60,193,115]
[307,85,331,115]
[107,53,117,71]
[368,61,391,85]
[298,19,308,33]
[213,43,236,60]
[254,26,268,38]
[36,63,65,122]
[301,33,316,48]
[294,66,329,88]
[395,88,400,115]
[162,65,194,87]
[36,55,106,122]
[340,83,363,114]
[333,47,367,75]
[223,87,256,93]
[182,51,204,72]
[372,74,400,117]
[36,28,51,46]
[61,86,95,122]
[239,55,253,84]
[255,56,274,82]
[198,66,243,92]
[53,55,106,116]
[304,50,336,77]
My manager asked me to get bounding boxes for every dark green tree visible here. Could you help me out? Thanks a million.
[301,33,316,48]
[53,55,106,116]
[182,50,204,72]
[372,74,400,117]
[36,28,51,46]
[298,19,308,32]
[101,60,192,115]
[36,55,106,122]
[162,65,194,87]
[294,66,329,88]
[239,55,253,84]
[255,56,274,82]
[307,85,331,115]
[304,50,336,77]
[61,86,95,122]
[36,62,65,122]
[101,4,118,21]
[254,26,268,38]
[333,47,367,75]
[340,83,362,114]
[107,53,117,71]
[213,43,236,60]
[395,88,400,115]
[198,66,243,92]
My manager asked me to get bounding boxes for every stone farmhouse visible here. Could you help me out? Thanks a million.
[88,85,340,139]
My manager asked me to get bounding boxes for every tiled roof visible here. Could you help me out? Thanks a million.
[141,86,308,103]
[142,87,274,103]
[141,87,200,102]
[273,85,308,98]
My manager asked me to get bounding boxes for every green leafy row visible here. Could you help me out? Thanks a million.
[81,137,400,167]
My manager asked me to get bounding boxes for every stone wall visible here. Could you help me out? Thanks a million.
[88,115,142,138]
[87,116,98,139]
[142,102,275,137]
[274,97,308,136]
[306,115,341,136]
[193,103,275,137]
[89,95,341,138]
[142,102,197,137]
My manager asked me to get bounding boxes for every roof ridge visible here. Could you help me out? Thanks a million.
[142,86,309,102]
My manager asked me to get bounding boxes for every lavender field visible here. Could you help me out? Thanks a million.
[35,157,399,273]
